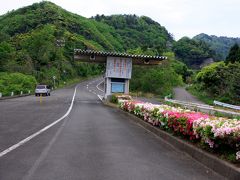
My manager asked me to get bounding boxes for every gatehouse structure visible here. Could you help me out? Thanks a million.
[74,49,167,99]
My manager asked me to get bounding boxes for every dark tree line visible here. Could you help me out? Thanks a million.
[225,43,240,64]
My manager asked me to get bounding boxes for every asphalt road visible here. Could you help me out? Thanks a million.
[173,87,205,104]
[0,78,224,180]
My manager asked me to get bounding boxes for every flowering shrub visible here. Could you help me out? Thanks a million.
[193,117,240,155]
[119,100,240,161]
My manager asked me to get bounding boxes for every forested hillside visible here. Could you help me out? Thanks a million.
[173,37,215,68]
[193,33,240,60]
[173,34,240,68]
[4,1,239,100]
[93,14,173,54]
[188,43,240,105]
[0,1,181,96]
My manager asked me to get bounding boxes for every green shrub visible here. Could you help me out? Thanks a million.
[110,94,118,104]
[194,62,240,105]
[130,62,183,97]
[0,72,37,96]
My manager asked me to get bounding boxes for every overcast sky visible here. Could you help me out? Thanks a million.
[0,0,239,40]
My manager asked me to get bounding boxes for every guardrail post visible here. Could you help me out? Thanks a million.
[11,92,14,96]
[0,92,2,98]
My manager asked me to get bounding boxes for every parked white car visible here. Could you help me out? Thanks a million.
[35,85,51,96]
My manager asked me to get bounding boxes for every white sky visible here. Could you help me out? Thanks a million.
[0,0,239,40]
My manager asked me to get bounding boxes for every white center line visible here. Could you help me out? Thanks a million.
[0,86,78,158]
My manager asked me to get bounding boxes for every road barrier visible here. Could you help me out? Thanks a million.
[165,96,240,117]
[165,96,213,108]
[0,90,32,100]
[214,100,240,110]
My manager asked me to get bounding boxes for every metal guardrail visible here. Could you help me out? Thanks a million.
[165,97,213,109]
[165,96,240,117]
[213,100,240,110]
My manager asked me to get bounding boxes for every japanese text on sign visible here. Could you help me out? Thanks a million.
[106,57,132,79]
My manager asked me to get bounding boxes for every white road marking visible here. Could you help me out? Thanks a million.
[0,86,78,158]
[23,114,69,180]
[96,81,104,92]
[97,95,104,101]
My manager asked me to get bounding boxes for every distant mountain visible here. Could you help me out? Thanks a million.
[193,33,240,60]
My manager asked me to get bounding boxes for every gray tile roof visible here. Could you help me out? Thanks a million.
[74,49,167,60]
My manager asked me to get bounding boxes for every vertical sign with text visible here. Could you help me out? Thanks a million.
[106,57,132,79]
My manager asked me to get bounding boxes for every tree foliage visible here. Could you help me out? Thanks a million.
[0,1,174,87]
[130,62,183,97]
[225,43,240,64]
[194,33,240,60]
[93,14,173,54]
[0,41,15,71]
[0,1,195,98]
[0,72,37,96]
[173,37,215,68]
[195,62,240,105]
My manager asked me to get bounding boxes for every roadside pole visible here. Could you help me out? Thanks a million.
[53,75,56,89]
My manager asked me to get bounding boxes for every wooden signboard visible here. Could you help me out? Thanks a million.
[105,57,132,79]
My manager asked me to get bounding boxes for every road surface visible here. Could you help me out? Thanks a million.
[173,87,205,104]
[0,78,223,180]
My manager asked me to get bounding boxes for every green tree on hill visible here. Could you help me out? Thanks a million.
[193,33,240,60]
[225,43,240,64]
[93,14,173,54]
[195,62,240,105]
[0,41,15,71]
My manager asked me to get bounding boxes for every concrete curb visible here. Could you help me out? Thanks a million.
[103,102,240,180]
[0,94,31,101]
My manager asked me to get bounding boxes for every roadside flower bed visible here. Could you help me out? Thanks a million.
[119,100,240,162]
